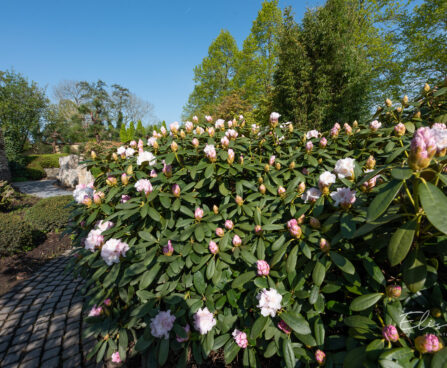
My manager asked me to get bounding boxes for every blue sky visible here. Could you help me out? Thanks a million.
[1,0,320,125]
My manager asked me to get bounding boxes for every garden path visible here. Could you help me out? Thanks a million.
[0,251,101,368]
[12,180,73,198]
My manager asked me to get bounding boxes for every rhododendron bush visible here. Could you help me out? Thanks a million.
[67,82,447,367]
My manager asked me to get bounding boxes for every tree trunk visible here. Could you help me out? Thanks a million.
[0,130,11,182]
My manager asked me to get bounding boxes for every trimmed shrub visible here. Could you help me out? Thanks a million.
[68,82,447,367]
[25,195,73,233]
[0,213,35,256]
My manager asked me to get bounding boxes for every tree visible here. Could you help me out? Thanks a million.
[136,120,145,138]
[398,0,447,88]
[119,123,128,143]
[273,1,380,129]
[127,121,135,141]
[234,0,282,106]
[125,93,155,126]
[0,70,48,161]
[183,30,239,118]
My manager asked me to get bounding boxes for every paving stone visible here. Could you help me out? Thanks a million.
[1,350,21,365]
[0,341,8,353]
[19,357,41,368]
[12,332,30,344]
[22,346,42,362]
[62,353,81,367]
[41,356,60,368]
[42,345,60,361]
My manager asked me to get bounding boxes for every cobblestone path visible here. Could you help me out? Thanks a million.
[0,252,101,368]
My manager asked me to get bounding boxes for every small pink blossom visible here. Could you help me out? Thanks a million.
[121,195,130,203]
[232,234,242,247]
[382,325,399,342]
[163,240,174,256]
[195,207,204,221]
[135,179,153,195]
[88,305,103,317]
[319,137,327,148]
[257,260,270,276]
[111,352,121,363]
[225,220,234,230]
[209,241,219,254]
[232,329,248,349]
[103,298,112,306]
[305,141,313,153]
[315,349,326,365]
[216,227,225,237]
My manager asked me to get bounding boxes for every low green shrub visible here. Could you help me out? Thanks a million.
[0,212,35,256]
[0,181,16,211]
[68,82,447,367]
[11,153,68,181]
[25,195,73,233]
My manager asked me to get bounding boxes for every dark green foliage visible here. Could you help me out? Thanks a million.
[0,212,35,256]
[11,154,67,181]
[0,181,15,211]
[273,2,372,130]
[25,195,72,233]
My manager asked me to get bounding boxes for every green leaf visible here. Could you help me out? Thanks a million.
[250,316,269,339]
[193,271,206,294]
[147,207,161,222]
[314,317,325,346]
[367,180,403,222]
[350,293,383,311]
[205,164,214,178]
[419,181,447,235]
[158,338,169,366]
[286,245,298,274]
[391,167,413,180]
[194,224,205,242]
[330,252,355,275]
[312,259,326,286]
[431,347,447,368]
[140,264,161,289]
[224,340,240,364]
[402,250,427,293]
[280,311,311,335]
[219,182,230,196]
[231,271,256,289]
[340,213,356,238]
[387,219,416,266]
[282,338,295,368]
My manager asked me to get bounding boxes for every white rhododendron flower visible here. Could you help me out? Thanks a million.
[147,137,157,147]
[96,220,114,233]
[432,127,447,151]
[73,185,94,204]
[84,229,104,251]
[270,112,280,122]
[306,130,320,139]
[195,126,204,135]
[170,121,179,133]
[101,239,129,266]
[301,187,321,203]
[257,288,282,317]
[204,144,217,161]
[251,124,259,134]
[150,310,176,339]
[135,179,153,195]
[226,129,238,140]
[193,307,216,335]
[116,146,126,155]
[125,147,135,157]
[137,151,156,166]
[334,158,355,179]
[370,120,382,131]
[160,126,167,136]
[215,119,225,130]
[185,121,193,133]
[331,187,357,207]
[318,171,336,188]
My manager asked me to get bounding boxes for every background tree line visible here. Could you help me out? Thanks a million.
[183,0,446,130]
[0,72,157,163]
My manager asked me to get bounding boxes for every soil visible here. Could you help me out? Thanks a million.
[0,232,72,296]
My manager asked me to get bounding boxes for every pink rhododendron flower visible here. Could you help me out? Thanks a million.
[170,121,179,134]
[270,112,280,124]
[232,329,248,348]
[394,122,406,136]
[215,119,225,130]
[305,141,313,153]
[121,195,130,203]
[320,137,327,148]
[315,350,326,365]
[194,308,216,335]
[369,120,382,132]
[386,285,402,298]
[269,155,276,165]
[257,260,270,276]
[415,334,442,353]
[204,144,217,162]
[103,298,112,306]
[88,305,103,317]
[287,219,302,238]
[306,130,319,139]
[96,220,114,233]
[192,138,199,147]
[172,184,181,197]
[221,136,230,148]
[216,227,225,237]
[84,229,104,252]
[111,352,121,363]
[162,160,172,177]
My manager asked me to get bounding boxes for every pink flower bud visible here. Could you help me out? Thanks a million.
[221,136,230,148]
[256,260,270,276]
[298,182,306,194]
[415,334,442,353]
[232,234,242,247]
[192,138,199,148]
[259,184,266,194]
[278,320,291,334]
[278,186,286,196]
[213,205,219,214]
[195,207,204,221]
[394,122,406,137]
[171,141,178,152]
[310,217,320,229]
[209,241,219,254]
[163,240,174,256]
[111,352,121,363]
[315,349,326,366]
[409,127,437,170]
[386,285,401,298]
[103,298,112,306]
[319,137,327,148]
[83,196,92,207]
[305,141,313,153]
[163,161,172,177]
[269,155,275,165]
[232,329,248,349]
[121,195,130,203]
[382,325,399,342]
[287,219,302,238]
[235,195,244,206]
[121,173,129,185]
[172,184,181,198]
[193,116,198,122]
[254,225,262,235]
[216,227,225,237]
[130,140,137,148]
[319,238,330,253]
[93,193,101,205]
[106,176,117,186]
[225,220,234,230]
[344,123,352,135]
[88,305,103,317]
[227,149,235,164]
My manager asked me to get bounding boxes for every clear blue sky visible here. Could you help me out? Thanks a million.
[1,0,319,125]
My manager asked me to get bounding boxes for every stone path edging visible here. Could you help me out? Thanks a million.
[12,180,73,198]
